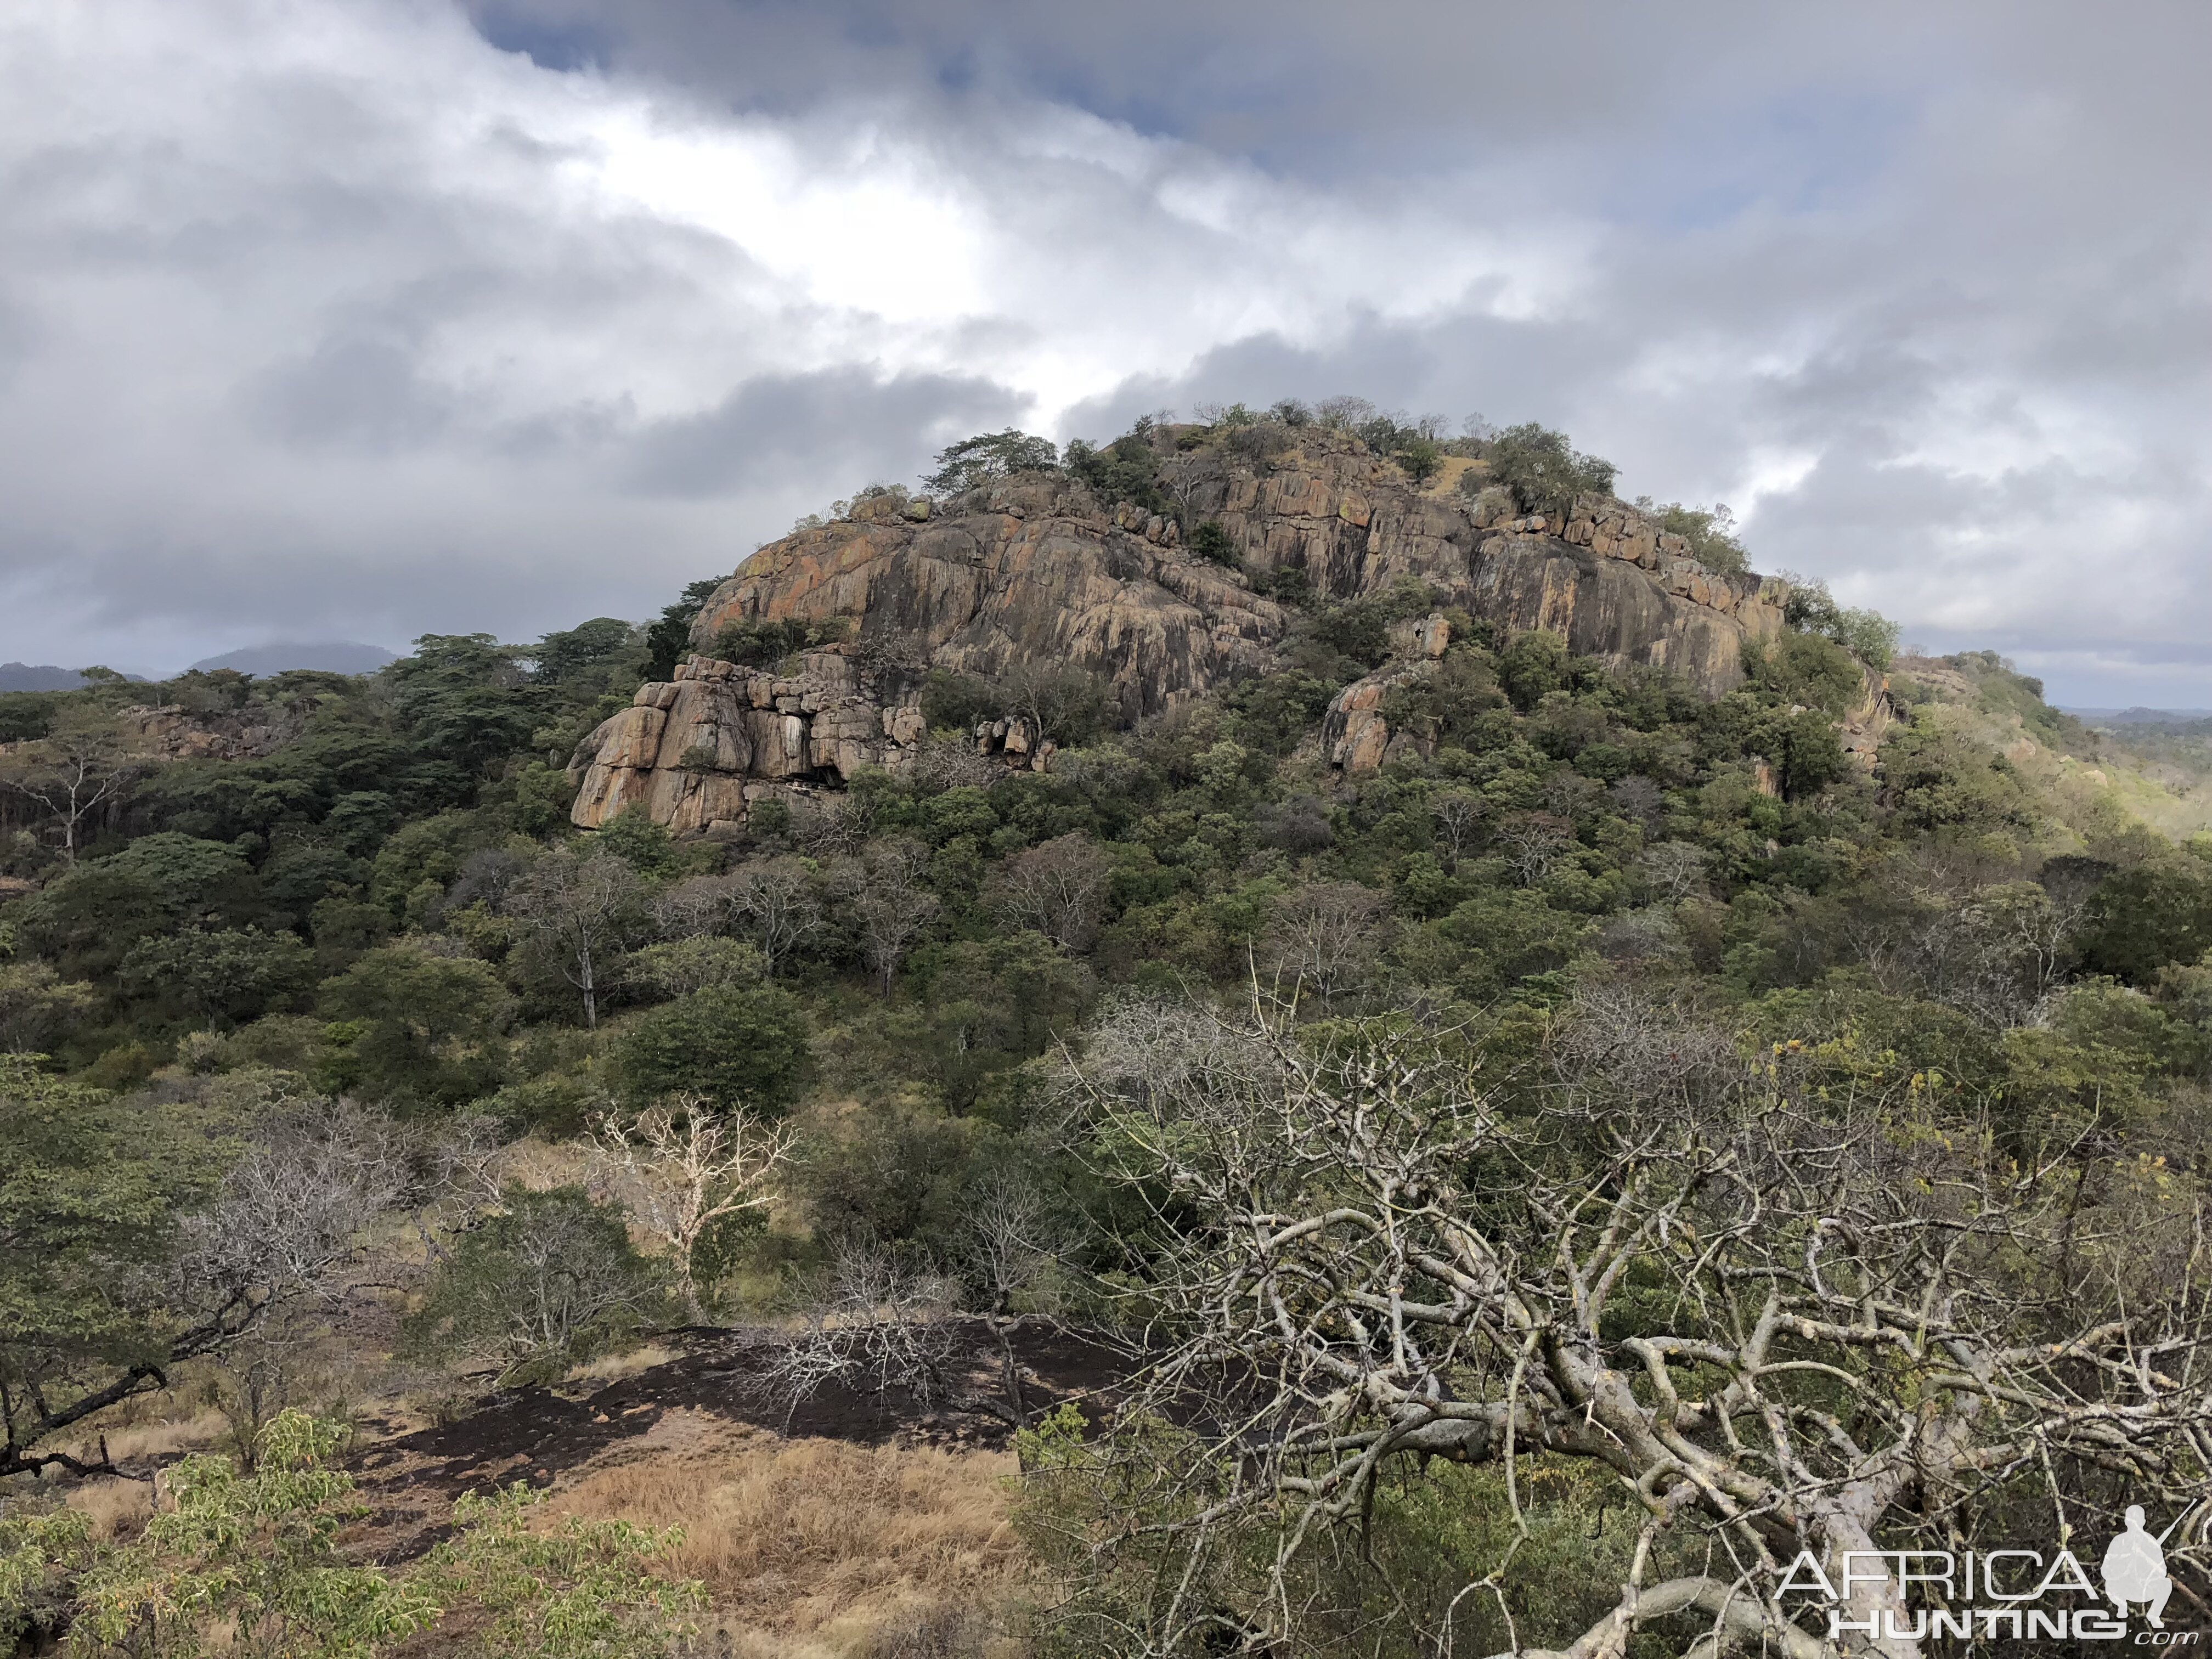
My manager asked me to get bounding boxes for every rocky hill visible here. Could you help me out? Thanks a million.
[569,426,1788,834]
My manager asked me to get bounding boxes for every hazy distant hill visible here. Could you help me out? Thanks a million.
[0,662,90,692]
[2066,706,2212,726]
[188,641,396,676]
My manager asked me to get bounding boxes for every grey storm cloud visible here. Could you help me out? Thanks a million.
[0,0,2207,700]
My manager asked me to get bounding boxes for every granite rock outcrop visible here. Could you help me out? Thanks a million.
[569,429,1790,830]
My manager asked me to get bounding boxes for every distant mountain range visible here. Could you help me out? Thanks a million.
[187,641,397,676]
[2066,707,2212,726]
[0,642,398,694]
[0,662,119,692]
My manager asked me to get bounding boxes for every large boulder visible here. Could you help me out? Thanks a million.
[570,431,1788,831]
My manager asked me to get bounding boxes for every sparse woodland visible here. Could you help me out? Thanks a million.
[5,403,2212,1657]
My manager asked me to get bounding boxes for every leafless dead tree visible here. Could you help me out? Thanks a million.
[1430,789,1487,870]
[593,1096,793,1319]
[726,857,825,977]
[963,1171,1074,1426]
[848,839,940,1000]
[1057,990,2212,1658]
[653,872,735,940]
[995,833,1111,952]
[906,735,1001,792]
[2,1092,414,1481]
[791,792,872,859]
[1261,883,1390,1009]
[1640,839,1714,902]
[1498,812,1576,887]
[759,1249,961,1427]
[183,1101,413,1464]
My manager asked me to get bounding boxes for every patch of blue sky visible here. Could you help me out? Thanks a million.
[1601,85,1920,233]
[470,7,612,75]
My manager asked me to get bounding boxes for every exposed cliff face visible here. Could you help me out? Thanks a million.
[690,476,1287,722]
[569,430,1788,831]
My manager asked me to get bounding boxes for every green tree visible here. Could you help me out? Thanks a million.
[0,704,147,864]
[1645,499,1750,575]
[921,429,1058,496]
[1487,421,1617,517]
[529,616,639,693]
[1779,574,1901,670]
[67,1409,438,1657]
[317,943,510,1107]
[642,578,726,682]
[121,926,314,1026]
[19,833,262,977]
[506,845,652,1028]
[402,1187,668,1383]
[1063,428,1167,516]
[2078,864,2212,984]
[613,982,812,1115]
[1498,629,1571,710]
[0,1058,226,1479]
[0,961,96,1054]
[387,633,537,790]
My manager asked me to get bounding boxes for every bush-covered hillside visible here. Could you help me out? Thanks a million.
[6,411,2212,1655]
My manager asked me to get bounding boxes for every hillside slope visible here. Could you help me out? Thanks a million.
[569,423,1785,834]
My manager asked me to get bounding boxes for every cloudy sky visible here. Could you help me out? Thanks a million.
[2,2,2208,703]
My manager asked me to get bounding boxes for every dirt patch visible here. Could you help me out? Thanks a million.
[348,1318,1124,1562]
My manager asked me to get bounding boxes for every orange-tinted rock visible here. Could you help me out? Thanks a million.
[571,429,1788,830]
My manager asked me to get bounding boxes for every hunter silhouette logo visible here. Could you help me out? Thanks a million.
[2103,1505,2176,1630]
[1778,1505,2203,1643]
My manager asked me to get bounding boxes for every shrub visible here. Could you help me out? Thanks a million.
[922,430,1058,496]
[613,982,812,1115]
[1779,574,1900,671]
[919,669,1000,735]
[1188,521,1237,566]
[708,616,847,669]
[404,1186,669,1381]
[1002,661,1115,747]
[1643,500,1750,575]
[1488,422,1617,516]
[1395,435,1443,483]
[1064,430,1167,516]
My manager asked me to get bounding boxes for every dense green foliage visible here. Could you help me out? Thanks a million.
[7,399,2212,1656]
[1485,421,1618,515]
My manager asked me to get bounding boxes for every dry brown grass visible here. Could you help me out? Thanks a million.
[499,1135,596,1192]
[562,1342,680,1388]
[62,1475,155,1540]
[54,1405,228,1468]
[549,1414,1026,1657]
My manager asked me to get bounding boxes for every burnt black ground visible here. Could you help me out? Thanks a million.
[342,1318,1126,1560]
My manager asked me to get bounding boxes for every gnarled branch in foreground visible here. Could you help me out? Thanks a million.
[1056,990,2212,1659]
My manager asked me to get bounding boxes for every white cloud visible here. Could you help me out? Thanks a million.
[0,0,2207,704]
